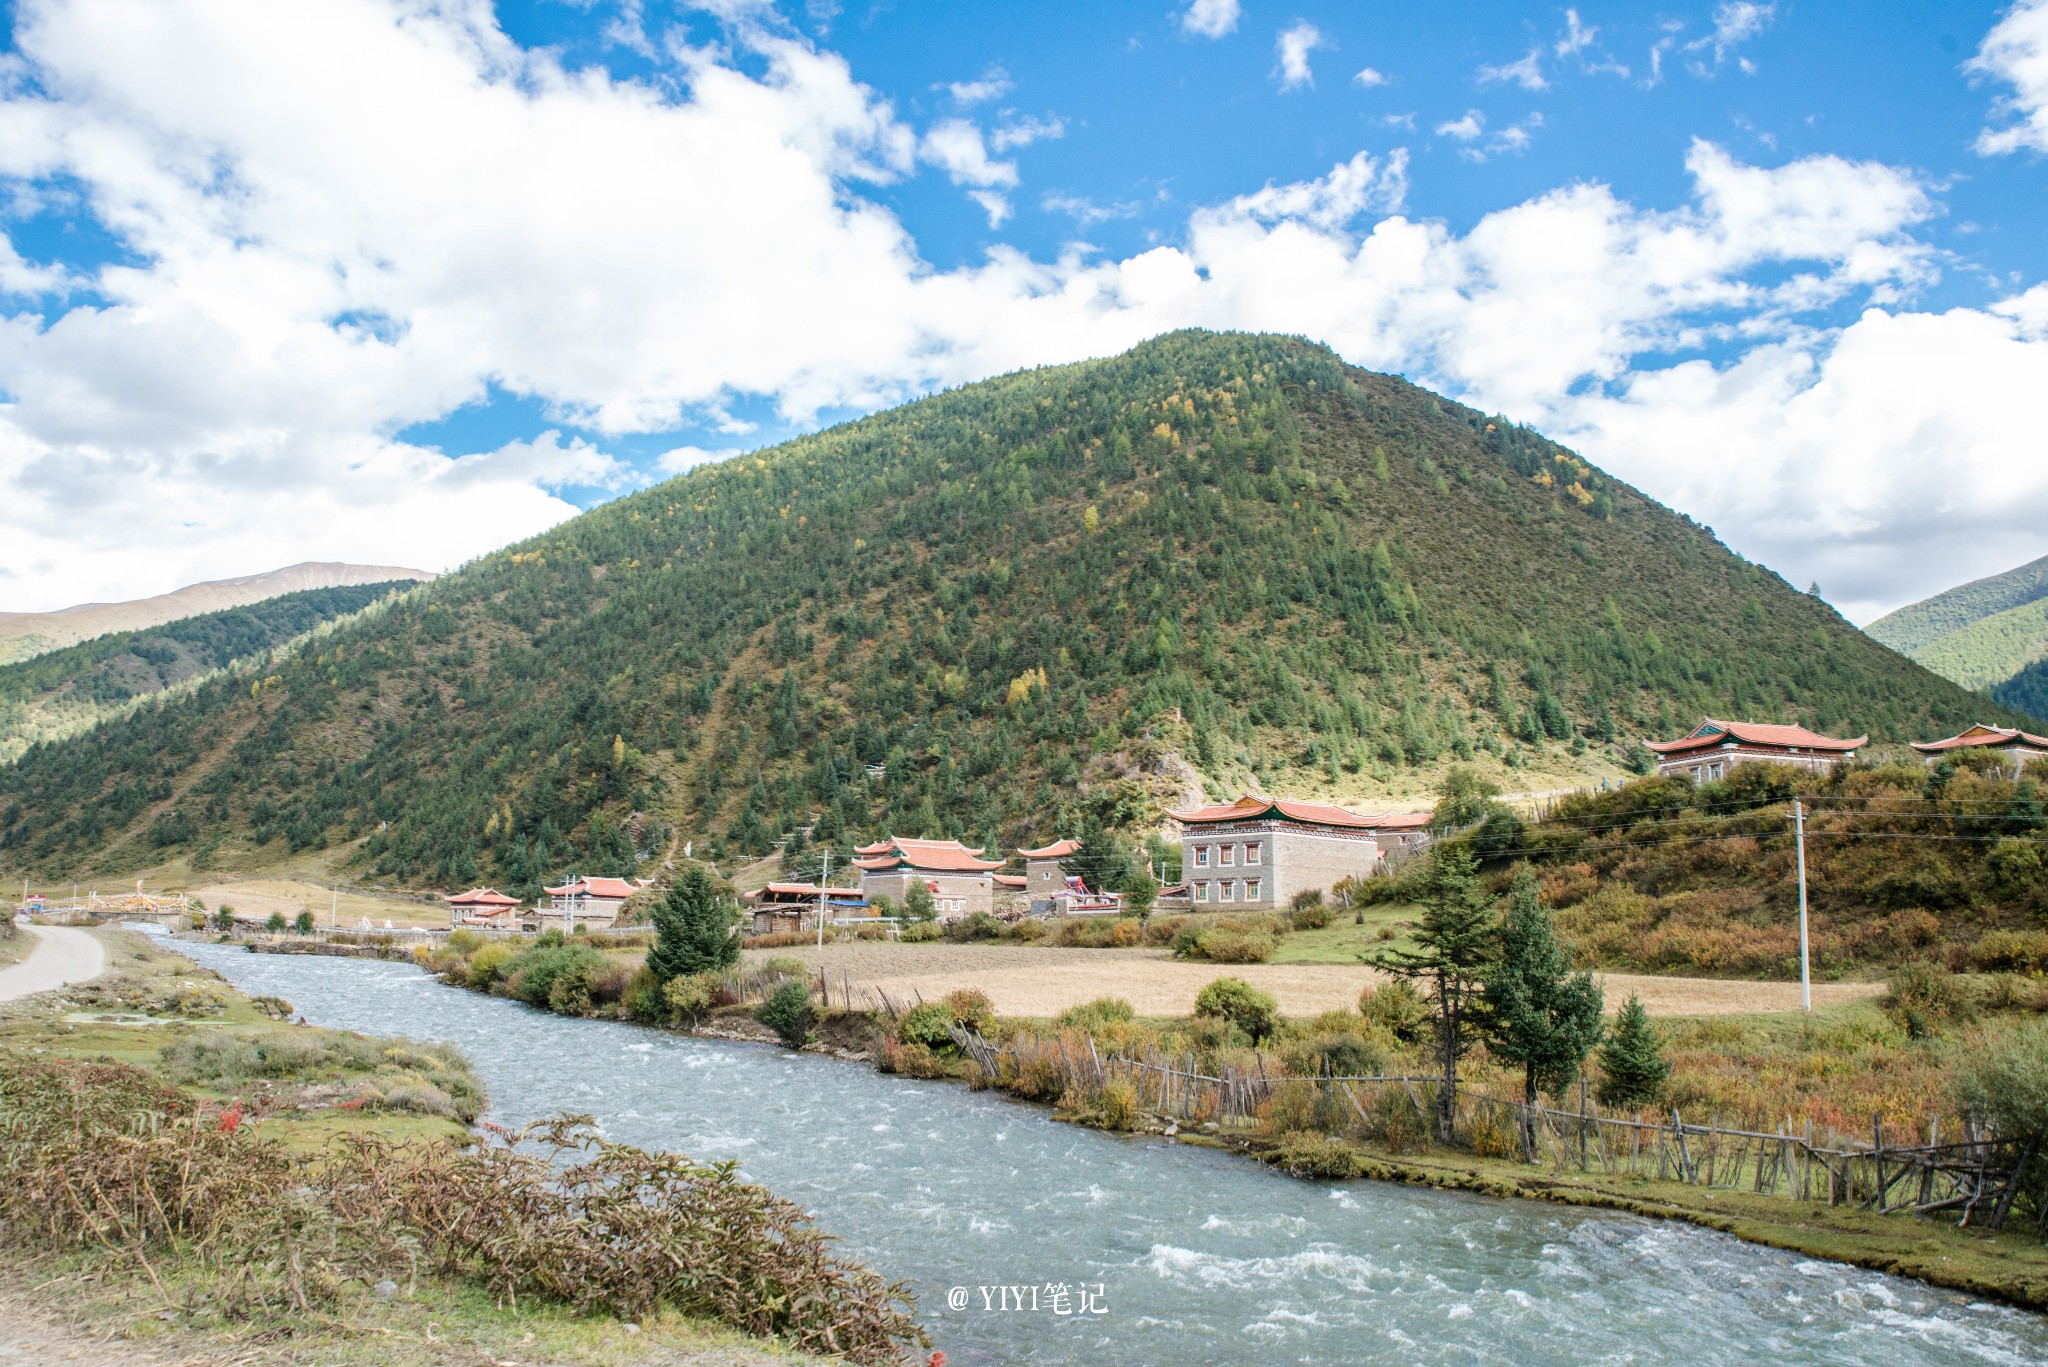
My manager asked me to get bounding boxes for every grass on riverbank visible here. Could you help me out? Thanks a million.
[0,931,923,1367]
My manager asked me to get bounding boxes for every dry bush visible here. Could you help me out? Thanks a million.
[1198,928,1275,964]
[1966,930,2048,975]
[0,1058,923,1365]
[1549,884,1659,967]
[1537,862,1600,907]
[1267,1132,1362,1179]
[1096,1078,1141,1132]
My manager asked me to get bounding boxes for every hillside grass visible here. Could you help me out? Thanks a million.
[1268,902,1422,963]
[1866,551,2048,657]
[1912,595,2048,692]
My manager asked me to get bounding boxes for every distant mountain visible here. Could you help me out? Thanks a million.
[1865,553,2048,691]
[0,582,423,763]
[0,562,436,664]
[1993,656,2048,723]
[0,331,2023,886]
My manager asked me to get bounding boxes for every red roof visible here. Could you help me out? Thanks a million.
[1360,812,1434,830]
[1168,794,1381,830]
[542,876,638,899]
[854,839,895,855]
[1645,719,1866,757]
[750,882,864,901]
[446,888,519,907]
[993,874,1028,888]
[852,837,1005,873]
[1017,838,1081,859]
[1911,723,2048,754]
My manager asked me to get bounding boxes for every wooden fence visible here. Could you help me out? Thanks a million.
[949,1028,2042,1234]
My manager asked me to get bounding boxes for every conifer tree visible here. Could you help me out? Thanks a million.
[1484,868,1604,1152]
[647,866,736,981]
[1370,843,1496,1139]
[1595,993,1670,1109]
[904,879,937,923]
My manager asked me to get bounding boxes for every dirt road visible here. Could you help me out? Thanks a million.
[758,941,1882,1018]
[0,922,106,1003]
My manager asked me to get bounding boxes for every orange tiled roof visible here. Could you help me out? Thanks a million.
[1360,812,1434,829]
[1645,719,1866,757]
[542,876,638,899]
[1911,723,2048,754]
[1167,794,1381,830]
[446,888,519,906]
[1017,838,1081,859]
[853,837,1005,873]
[993,874,1028,888]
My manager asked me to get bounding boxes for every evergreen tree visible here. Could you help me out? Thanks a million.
[904,879,938,923]
[646,866,737,981]
[1120,863,1159,922]
[1483,868,1604,1153]
[1431,767,1499,831]
[1069,821,1136,894]
[1595,993,1670,1109]
[1370,844,1497,1139]
[293,909,315,935]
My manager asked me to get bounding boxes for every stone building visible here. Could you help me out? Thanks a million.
[1646,719,1865,783]
[1016,838,1081,915]
[538,875,638,929]
[1168,796,1381,911]
[1355,812,1435,865]
[853,837,1004,918]
[1911,723,2048,770]
[445,887,520,928]
[744,882,868,935]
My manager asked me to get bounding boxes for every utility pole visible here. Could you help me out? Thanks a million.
[816,850,831,950]
[1793,799,1811,1012]
[330,883,338,932]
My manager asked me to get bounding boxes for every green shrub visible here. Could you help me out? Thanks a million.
[1955,1020,2048,1145]
[898,1002,958,1051]
[944,988,996,1035]
[899,921,943,943]
[1283,1032,1382,1078]
[1057,997,1136,1032]
[1969,930,2048,975]
[1095,1078,1140,1132]
[463,941,517,989]
[1883,961,1974,1039]
[759,956,809,982]
[1288,895,1333,931]
[1194,977,1278,1043]
[756,978,815,1049]
[1269,1132,1362,1179]
[945,911,1004,942]
[1003,917,1047,942]
[447,929,483,955]
[1198,928,1275,963]
[661,972,717,1024]
[623,966,666,1023]
[502,943,606,1008]
[1358,979,1429,1044]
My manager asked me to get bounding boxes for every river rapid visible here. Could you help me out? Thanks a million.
[167,940,2048,1366]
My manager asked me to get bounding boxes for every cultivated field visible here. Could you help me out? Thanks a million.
[746,941,1883,1019]
[189,878,446,929]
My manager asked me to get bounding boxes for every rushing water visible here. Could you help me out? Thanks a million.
[165,940,2048,1366]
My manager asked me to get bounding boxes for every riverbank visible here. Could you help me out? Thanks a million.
[415,930,2048,1316]
[0,930,916,1367]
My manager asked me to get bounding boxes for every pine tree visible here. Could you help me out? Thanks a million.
[1483,868,1604,1153]
[1595,992,1670,1109]
[647,866,736,981]
[904,879,937,923]
[1370,844,1497,1139]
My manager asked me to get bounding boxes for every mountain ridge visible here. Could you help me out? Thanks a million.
[0,330,2023,889]
[1865,552,2048,691]
[0,561,436,663]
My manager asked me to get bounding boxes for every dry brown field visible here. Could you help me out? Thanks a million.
[744,941,1882,1019]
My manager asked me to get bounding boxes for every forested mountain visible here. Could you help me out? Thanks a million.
[1993,656,2048,722]
[0,582,420,763]
[1866,552,2048,690]
[0,561,434,664]
[0,331,2022,890]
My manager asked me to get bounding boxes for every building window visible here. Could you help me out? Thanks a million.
[1245,843,1261,865]
[1221,881,1235,902]
[1221,845,1236,866]
[1195,881,1210,903]
[1194,846,1210,867]
[1245,879,1261,901]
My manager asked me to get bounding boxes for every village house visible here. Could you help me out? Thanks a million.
[1016,839,1080,915]
[1911,723,2048,770]
[743,882,869,936]
[1356,812,1436,865]
[1168,796,1381,911]
[991,873,1030,916]
[537,875,639,930]
[445,887,520,928]
[1646,719,1866,783]
[853,837,1004,918]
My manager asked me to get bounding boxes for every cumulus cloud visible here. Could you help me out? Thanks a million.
[1274,21,1326,91]
[1179,0,1240,40]
[1354,67,1389,88]
[1479,49,1548,91]
[0,0,2035,621]
[1970,0,2048,154]
[946,66,1012,106]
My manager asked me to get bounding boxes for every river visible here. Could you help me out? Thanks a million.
[167,940,2048,1366]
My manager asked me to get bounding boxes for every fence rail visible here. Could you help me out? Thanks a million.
[948,1028,2042,1234]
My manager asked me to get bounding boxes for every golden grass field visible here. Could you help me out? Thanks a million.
[747,941,1883,1019]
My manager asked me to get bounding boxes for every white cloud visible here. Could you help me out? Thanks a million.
[1274,21,1326,91]
[1970,0,2048,154]
[0,0,2032,622]
[1687,1,1774,74]
[1042,192,1140,226]
[655,443,746,475]
[1354,67,1388,88]
[1555,10,1598,58]
[1436,109,1485,140]
[1179,0,1240,40]
[989,114,1066,153]
[946,66,1012,106]
[1479,48,1548,91]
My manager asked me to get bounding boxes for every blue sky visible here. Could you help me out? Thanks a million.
[1,0,2046,622]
